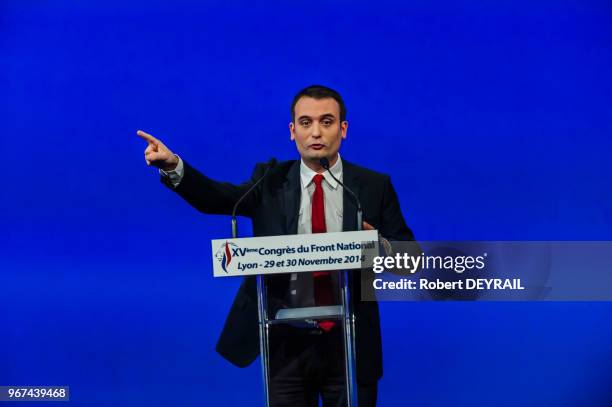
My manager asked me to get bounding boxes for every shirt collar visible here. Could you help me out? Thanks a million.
[300,154,343,190]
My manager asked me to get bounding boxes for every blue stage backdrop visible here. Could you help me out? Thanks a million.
[1,1,611,406]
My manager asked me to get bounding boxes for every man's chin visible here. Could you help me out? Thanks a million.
[304,151,325,160]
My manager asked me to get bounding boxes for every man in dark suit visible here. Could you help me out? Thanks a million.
[137,85,416,406]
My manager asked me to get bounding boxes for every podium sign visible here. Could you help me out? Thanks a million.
[211,230,378,277]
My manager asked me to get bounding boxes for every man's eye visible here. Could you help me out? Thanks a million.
[300,120,311,126]
[322,120,332,126]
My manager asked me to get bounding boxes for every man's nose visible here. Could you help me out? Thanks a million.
[311,123,322,138]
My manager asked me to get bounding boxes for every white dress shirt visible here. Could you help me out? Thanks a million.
[297,156,343,235]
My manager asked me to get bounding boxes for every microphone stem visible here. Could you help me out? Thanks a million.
[231,159,275,238]
[231,217,238,239]
[320,158,363,231]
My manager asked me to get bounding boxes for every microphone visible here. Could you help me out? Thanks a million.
[319,157,363,231]
[231,158,277,238]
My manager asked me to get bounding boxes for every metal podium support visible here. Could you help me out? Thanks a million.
[256,271,358,407]
[221,226,373,407]
[254,222,363,407]
[256,275,271,407]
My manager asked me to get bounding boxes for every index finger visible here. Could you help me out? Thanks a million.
[136,130,159,145]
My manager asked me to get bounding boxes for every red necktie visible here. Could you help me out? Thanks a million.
[311,174,335,332]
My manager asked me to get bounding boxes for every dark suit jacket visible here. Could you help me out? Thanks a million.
[163,157,416,384]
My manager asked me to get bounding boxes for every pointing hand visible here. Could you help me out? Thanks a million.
[137,130,179,171]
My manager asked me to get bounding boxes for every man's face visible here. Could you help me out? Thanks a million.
[289,96,348,167]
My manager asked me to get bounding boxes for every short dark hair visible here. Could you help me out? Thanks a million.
[291,85,346,123]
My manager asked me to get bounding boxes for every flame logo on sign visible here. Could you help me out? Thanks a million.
[222,242,232,272]
[216,242,239,273]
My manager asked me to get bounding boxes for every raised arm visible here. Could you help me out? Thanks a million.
[137,130,262,218]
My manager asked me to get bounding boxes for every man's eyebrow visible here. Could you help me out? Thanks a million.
[297,113,336,121]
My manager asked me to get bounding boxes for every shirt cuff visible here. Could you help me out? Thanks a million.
[159,155,184,187]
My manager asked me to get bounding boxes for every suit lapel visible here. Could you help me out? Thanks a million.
[282,161,301,235]
[342,159,361,232]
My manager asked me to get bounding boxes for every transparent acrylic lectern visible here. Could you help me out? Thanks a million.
[214,223,377,407]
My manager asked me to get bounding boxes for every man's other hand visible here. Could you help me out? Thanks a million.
[137,130,179,171]
[362,221,375,231]
[363,221,393,255]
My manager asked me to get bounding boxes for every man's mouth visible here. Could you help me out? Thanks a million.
[310,144,325,150]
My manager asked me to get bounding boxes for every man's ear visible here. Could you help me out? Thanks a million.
[341,121,348,139]
[289,122,295,141]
